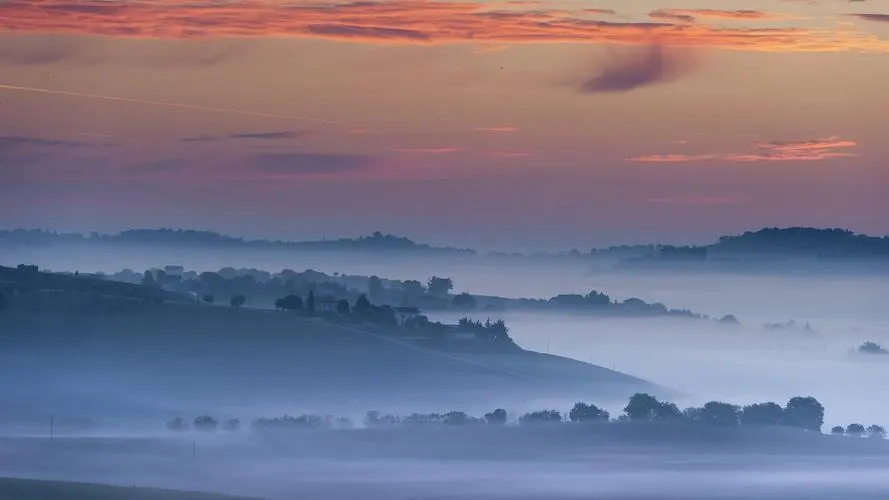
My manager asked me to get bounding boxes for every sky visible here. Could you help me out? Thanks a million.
[1,0,888,250]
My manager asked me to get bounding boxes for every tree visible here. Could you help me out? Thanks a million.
[867,425,886,438]
[452,292,477,310]
[655,401,682,420]
[166,417,188,431]
[442,411,477,426]
[858,341,888,355]
[401,280,425,305]
[368,276,384,302]
[336,299,350,315]
[306,290,316,314]
[426,276,454,296]
[830,425,845,435]
[229,294,246,307]
[519,410,562,425]
[276,294,303,312]
[201,294,215,304]
[782,396,824,432]
[484,408,507,425]
[624,393,661,420]
[740,402,783,426]
[569,402,610,423]
[354,294,371,314]
[699,401,740,427]
[846,423,866,436]
[193,415,218,431]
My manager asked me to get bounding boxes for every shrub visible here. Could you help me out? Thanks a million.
[201,294,215,304]
[830,426,845,435]
[230,294,246,307]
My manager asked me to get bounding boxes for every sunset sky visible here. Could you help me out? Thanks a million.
[1,0,887,250]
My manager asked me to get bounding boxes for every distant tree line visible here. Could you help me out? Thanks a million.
[165,393,882,438]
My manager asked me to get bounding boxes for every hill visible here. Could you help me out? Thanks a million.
[617,227,889,271]
[0,271,658,424]
[0,229,475,255]
[0,478,259,500]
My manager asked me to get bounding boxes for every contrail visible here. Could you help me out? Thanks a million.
[0,83,340,124]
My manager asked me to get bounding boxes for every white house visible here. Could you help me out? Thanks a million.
[394,306,421,326]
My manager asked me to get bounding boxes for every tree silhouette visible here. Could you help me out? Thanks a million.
[740,402,783,426]
[426,276,454,296]
[867,425,886,438]
[229,294,246,307]
[846,423,865,436]
[569,402,610,423]
[306,290,316,314]
[194,415,218,431]
[336,299,350,314]
[166,417,188,431]
[201,294,215,304]
[368,276,384,302]
[699,401,740,426]
[519,410,562,425]
[275,294,303,312]
[624,393,661,420]
[830,425,845,435]
[355,294,371,313]
[484,408,507,425]
[782,396,824,432]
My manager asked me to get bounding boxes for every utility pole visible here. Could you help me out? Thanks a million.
[50,415,54,441]
[192,440,196,458]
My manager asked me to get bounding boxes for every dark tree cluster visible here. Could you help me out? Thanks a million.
[457,317,511,341]
[857,341,888,355]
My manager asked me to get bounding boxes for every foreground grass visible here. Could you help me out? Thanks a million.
[0,477,261,500]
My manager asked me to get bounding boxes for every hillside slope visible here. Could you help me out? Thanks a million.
[0,277,659,421]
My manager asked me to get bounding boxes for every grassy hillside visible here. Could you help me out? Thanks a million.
[0,478,259,500]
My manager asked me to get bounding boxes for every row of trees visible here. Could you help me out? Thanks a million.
[165,394,864,436]
[831,423,886,438]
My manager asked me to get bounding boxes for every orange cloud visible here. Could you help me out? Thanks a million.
[627,154,719,163]
[627,136,859,163]
[650,9,793,24]
[1,1,888,53]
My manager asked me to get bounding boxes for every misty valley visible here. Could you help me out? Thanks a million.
[1,227,889,499]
